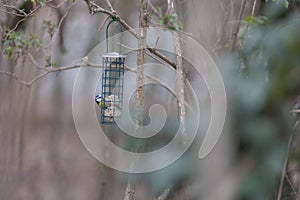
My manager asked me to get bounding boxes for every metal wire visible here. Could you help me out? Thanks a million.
[105,18,123,53]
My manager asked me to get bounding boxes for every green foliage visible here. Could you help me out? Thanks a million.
[156,6,163,17]
[2,29,41,59]
[45,56,56,68]
[245,15,268,25]
[224,15,268,49]
[42,20,57,37]
[159,13,183,31]
[226,4,300,198]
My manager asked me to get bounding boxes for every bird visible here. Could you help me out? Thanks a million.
[95,95,105,108]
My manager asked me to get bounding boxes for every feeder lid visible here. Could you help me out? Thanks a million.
[103,52,126,58]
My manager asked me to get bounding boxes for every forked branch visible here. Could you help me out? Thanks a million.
[83,0,176,69]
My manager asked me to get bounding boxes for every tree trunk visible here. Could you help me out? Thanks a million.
[124,0,149,200]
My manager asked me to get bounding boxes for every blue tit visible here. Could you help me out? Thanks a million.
[95,95,105,108]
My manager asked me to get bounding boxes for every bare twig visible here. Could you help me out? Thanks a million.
[277,121,299,200]
[54,0,78,38]
[177,0,189,5]
[231,0,246,51]
[291,109,300,113]
[0,57,185,106]
[251,0,257,17]
[105,0,116,14]
[28,53,42,69]
[0,8,25,17]
[0,58,84,87]
[47,0,68,9]
[124,179,136,200]
[125,67,174,96]
[212,0,234,55]
[83,0,93,13]
[0,71,31,86]
[245,0,259,33]
[145,51,175,72]
[168,0,186,144]
[126,66,192,111]
[154,185,173,200]
[285,174,300,200]
[147,47,176,69]
[83,0,177,69]
[154,36,160,49]
[2,4,27,16]
[5,4,42,35]
[119,34,192,110]
[146,0,163,18]
[98,16,110,32]
[119,42,176,72]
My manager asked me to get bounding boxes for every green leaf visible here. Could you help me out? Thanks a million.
[284,0,289,8]
[159,19,163,26]
[42,20,57,37]
[156,7,162,16]
[4,46,15,59]
[245,16,253,23]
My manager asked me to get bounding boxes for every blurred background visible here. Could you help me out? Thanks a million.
[1,0,300,199]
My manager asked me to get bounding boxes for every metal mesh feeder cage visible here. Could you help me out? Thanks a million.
[100,19,126,124]
[101,52,126,123]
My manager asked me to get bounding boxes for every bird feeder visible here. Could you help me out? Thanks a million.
[100,19,126,124]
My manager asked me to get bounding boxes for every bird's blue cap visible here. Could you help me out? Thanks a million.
[95,95,102,103]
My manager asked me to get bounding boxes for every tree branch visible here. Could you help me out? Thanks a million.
[98,16,110,32]
[146,0,163,18]
[82,0,177,69]
[285,174,300,200]
[47,0,68,9]
[147,47,176,69]
[54,0,78,39]
[0,71,31,86]
[4,3,42,35]
[168,0,187,144]
[231,0,246,51]
[277,121,299,200]
[105,0,116,14]
[0,58,84,87]
[154,185,173,200]
[0,56,189,111]
[251,0,257,17]
[291,109,300,113]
